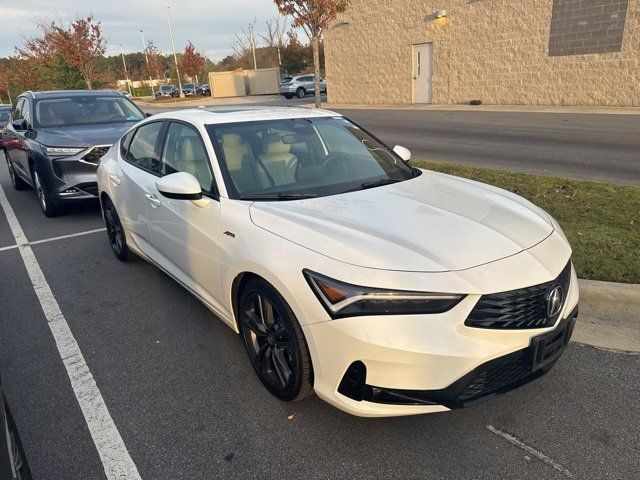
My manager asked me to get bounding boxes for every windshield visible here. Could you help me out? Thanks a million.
[207,117,416,200]
[0,108,10,123]
[161,86,174,92]
[35,96,144,128]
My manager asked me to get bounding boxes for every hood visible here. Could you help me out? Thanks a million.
[35,122,134,148]
[249,171,554,272]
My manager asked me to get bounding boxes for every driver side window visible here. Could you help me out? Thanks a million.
[161,122,215,195]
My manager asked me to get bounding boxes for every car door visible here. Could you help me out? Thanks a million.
[149,120,223,312]
[303,76,315,93]
[115,121,165,255]
[4,98,30,181]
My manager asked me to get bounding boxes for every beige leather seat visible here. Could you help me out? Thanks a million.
[221,133,262,193]
[178,135,213,191]
[258,134,297,186]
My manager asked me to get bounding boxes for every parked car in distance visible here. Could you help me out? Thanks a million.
[196,84,211,96]
[2,90,146,217]
[279,75,327,99]
[182,83,198,96]
[0,105,11,148]
[155,85,179,98]
[1,375,33,480]
[97,106,578,417]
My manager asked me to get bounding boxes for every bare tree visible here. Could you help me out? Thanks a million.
[259,18,288,68]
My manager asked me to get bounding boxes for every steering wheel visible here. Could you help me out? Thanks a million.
[322,152,349,168]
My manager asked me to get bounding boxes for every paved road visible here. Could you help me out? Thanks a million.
[144,98,640,184]
[1,153,640,479]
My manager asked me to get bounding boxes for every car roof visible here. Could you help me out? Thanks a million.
[148,106,341,126]
[23,90,125,100]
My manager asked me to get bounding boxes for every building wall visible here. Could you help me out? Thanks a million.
[325,0,640,106]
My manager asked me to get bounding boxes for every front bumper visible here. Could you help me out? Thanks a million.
[302,264,579,417]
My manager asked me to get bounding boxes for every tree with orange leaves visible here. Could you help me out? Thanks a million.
[179,41,206,82]
[273,0,348,107]
[18,16,106,90]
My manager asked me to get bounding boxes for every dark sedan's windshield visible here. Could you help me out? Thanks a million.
[207,117,416,200]
[0,108,11,123]
[35,96,144,128]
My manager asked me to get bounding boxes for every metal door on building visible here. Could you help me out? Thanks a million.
[412,43,433,103]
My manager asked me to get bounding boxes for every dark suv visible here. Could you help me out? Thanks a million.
[1,90,145,217]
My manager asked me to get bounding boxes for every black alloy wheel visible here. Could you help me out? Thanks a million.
[240,278,313,402]
[5,156,28,190]
[31,165,58,217]
[103,198,133,262]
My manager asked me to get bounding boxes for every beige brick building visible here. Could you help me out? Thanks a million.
[325,0,640,106]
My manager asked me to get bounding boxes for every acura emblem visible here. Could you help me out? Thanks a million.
[547,286,564,318]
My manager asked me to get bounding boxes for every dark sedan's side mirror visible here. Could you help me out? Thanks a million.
[12,119,27,131]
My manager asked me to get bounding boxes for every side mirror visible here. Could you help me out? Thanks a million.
[12,119,27,131]
[145,112,153,117]
[393,145,411,162]
[156,172,202,200]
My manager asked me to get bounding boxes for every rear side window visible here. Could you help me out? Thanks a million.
[12,99,25,122]
[120,129,136,157]
[125,122,163,174]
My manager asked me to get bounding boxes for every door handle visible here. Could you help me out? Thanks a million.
[145,193,162,207]
[109,173,121,186]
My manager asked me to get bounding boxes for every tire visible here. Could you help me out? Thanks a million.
[3,397,33,480]
[239,278,313,402]
[283,94,293,100]
[31,165,58,217]
[5,154,28,190]
[296,88,306,99]
[102,197,134,262]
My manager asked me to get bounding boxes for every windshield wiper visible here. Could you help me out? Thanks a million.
[344,178,402,193]
[239,192,319,201]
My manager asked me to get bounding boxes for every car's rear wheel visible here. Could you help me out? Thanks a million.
[283,94,293,99]
[102,197,134,262]
[239,278,313,402]
[31,166,58,217]
[5,155,28,190]
[296,88,306,99]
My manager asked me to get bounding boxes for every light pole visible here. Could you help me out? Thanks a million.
[248,22,258,70]
[120,45,133,96]
[166,5,184,98]
[140,30,155,97]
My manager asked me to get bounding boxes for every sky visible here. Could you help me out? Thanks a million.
[0,0,286,60]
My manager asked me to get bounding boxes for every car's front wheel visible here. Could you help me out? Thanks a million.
[102,197,134,262]
[296,88,306,99]
[5,155,28,191]
[31,165,58,217]
[239,278,313,402]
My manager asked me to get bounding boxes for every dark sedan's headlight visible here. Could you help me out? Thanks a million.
[304,270,465,318]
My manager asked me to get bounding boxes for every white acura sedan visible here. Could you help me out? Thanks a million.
[97,107,579,417]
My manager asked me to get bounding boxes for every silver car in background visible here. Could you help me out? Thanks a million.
[279,75,327,99]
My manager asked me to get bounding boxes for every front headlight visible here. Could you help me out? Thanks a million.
[304,270,465,318]
[44,146,84,158]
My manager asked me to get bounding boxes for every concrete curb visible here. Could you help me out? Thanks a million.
[573,279,640,353]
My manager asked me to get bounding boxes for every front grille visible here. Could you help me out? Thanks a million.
[75,182,99,196]
[466,261,572,330]
[459,353,532,399]
[81,145,111,165]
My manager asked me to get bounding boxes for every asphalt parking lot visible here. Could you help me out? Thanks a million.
[1,151,639,479]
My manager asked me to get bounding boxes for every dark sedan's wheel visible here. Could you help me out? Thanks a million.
[296,88,306,99]
[5,155,28,190]
[103,197,133,262]
[31,166,58,217]
[240,278,313,402]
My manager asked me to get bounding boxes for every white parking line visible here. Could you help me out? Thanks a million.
[0,228,107,252]
[0,185,141,479]
[487,425,574,478]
